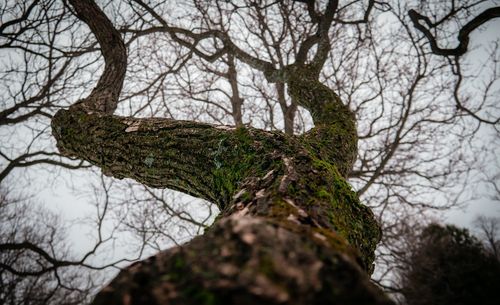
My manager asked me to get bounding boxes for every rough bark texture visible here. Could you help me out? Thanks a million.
[68,0,126,114]
[53,109,390,304]
[52,1,394,304]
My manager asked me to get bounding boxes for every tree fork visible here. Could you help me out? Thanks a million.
[52,1,393,304]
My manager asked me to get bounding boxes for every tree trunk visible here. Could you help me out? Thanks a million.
[52,1,394,304]
[52,107,391,304]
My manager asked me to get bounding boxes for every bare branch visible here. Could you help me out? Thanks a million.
[409,6,500,56]
[67,0,127,113]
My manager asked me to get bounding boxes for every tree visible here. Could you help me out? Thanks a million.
[399,223,500,305]
[50,0,395,303]
[0,188,93,305]
[2,0,499,303]
[473,215,500,260]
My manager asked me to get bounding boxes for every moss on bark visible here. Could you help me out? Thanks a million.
[92,215,391,305]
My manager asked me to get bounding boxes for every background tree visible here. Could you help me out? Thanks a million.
[473,215,500,260]
[398,223,500,305]
[0,187,92,305]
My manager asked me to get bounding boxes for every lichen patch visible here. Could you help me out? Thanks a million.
[124,120,141,132]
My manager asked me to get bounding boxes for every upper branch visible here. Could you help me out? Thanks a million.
[334,0,376,25]
[67,0,127,113]
[409,6,500,56]
[0,1,38,35]
[295,0,339,72]
[310,0,337,71]
[131,0,276,75]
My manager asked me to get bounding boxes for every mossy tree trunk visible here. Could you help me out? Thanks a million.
[52,1,393,304]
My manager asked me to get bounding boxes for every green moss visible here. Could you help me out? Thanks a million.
[316,188,332,199]
[240,190,252,203]
[181,286,217,305]
[174,256,185,269]
[268,198,298,219]
[210,127,280,208]
[312,227,351,253]
[234,126,253,146]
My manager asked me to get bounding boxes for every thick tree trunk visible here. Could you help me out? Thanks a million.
[52,109,391,304]
[53,1,394,304]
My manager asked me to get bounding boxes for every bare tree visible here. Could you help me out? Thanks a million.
[474,215,500,260]
[0,188,92,305]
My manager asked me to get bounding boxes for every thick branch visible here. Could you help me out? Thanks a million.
[51,109,289,209]
[266,64,358,177]
[68,0,127,113]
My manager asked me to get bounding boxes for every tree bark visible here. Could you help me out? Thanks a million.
[53,109,391,305]
[52,1,394,304]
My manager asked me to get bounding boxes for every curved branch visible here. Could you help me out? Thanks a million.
[67,0,127,113]
[409,7,500,56]
[0,151,87,183]
[294,0,339,72]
